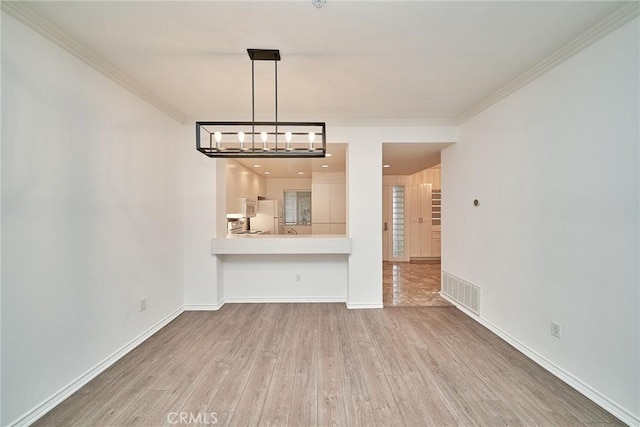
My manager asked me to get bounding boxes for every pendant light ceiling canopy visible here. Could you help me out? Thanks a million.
[196,49,326,158]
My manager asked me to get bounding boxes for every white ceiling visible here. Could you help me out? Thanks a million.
[234,143,347,178]
[9,1,626,177]
[382,142,451,176]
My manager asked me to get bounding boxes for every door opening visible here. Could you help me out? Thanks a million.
[382,142,451,307]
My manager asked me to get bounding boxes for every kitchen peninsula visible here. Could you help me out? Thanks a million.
[212,234,351,303]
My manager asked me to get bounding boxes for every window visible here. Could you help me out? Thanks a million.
[284,191,311,225]
[391,185,405,258]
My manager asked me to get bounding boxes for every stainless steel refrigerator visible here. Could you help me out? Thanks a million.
[252,200,284,234]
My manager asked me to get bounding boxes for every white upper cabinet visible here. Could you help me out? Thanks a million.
[330,183,346,223]
[408,166,441,258]
[311,173,346,235]
[311,183,331,223]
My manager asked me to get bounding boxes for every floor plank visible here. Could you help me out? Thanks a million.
[317,304,348,427]
[33,304,625,427]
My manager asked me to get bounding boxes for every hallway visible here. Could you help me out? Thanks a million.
[383,260,452,307]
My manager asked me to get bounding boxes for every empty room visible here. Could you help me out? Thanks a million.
[1,1,638,426]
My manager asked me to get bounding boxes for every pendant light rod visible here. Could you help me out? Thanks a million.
[251,55,255,148]
[249,49,281,150]
[275,56,278,150]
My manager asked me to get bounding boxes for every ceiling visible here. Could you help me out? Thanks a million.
[7,1,626,177]
[382,143,451,176]
[234,143,347,179]
[234,141,449,177]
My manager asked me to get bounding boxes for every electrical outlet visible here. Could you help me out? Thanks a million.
[550,321,561,339]
[296,274,302,282]
[140,298,147,312]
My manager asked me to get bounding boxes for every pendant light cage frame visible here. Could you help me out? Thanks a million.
[196,49,326,158]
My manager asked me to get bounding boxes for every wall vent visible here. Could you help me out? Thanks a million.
[442,271,481,315]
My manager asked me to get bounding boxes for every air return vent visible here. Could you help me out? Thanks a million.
[442,271,480,315]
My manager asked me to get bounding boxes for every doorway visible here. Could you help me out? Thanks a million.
[381,143,452,307]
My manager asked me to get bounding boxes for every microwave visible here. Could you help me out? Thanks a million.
[241,197,257,218]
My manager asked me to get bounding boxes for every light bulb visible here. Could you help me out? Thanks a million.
[214,131,222,148]
[260,131,268,150]
[237,131,245,150]
[308,132,316,150]
[285,131,292,150]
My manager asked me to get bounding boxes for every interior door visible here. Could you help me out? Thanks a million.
[383,184,409,262]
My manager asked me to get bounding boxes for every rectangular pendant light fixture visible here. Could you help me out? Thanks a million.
[196,49,326,158]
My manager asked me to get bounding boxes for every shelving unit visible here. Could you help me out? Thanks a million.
[431,189,441,226]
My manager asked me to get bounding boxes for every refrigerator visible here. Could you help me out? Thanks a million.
[251,200,284,234]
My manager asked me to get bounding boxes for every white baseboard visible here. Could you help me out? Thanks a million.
[224,296,346,303]
[183,301,226,311]
[9,306,184,427]
[440,294,639,426]
[346,303,384,309]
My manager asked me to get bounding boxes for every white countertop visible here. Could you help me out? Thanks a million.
[212,234,352,255]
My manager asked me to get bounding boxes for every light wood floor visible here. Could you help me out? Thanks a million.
[34,304,622,426]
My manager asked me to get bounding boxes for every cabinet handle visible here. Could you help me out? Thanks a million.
[419,217,423,223]
[383,222,388,231]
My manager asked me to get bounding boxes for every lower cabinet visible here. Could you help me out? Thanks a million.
[311,223,346,235]
[431,230,441,257]
[330,223,346,235]
[312,224,331,234]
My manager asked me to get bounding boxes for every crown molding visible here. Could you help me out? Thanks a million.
[325,118,459,127]
[0,1,186,123]
[456,1,640,124]
[184,116,459,127]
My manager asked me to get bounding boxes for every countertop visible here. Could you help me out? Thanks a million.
[212,234,352,255]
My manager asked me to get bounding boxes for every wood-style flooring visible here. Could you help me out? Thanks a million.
[34,304,622,426]
[383,260,452,307]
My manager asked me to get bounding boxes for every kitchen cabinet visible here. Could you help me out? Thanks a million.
[408,166,441,259]
[431,230,441,257]
[312,223,331,234]
[330,183,346,223]
[431,189,441,256]
[431,170,441,192]
[311,178,346,235]
[409,183,433,258]
[330,223,346,235]
[409,184,442,259]
[311,183,331,223]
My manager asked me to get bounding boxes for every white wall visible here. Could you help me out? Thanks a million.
[214,121,457,306]
[181,135,225,309]
[0,9,4,422]
[331,126,458,308]
[1,13,184,425]
[442,18,639,422]
[226,160,266,214]
[223,255,347,302]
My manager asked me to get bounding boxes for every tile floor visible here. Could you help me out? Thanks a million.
[383,260,453,307]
